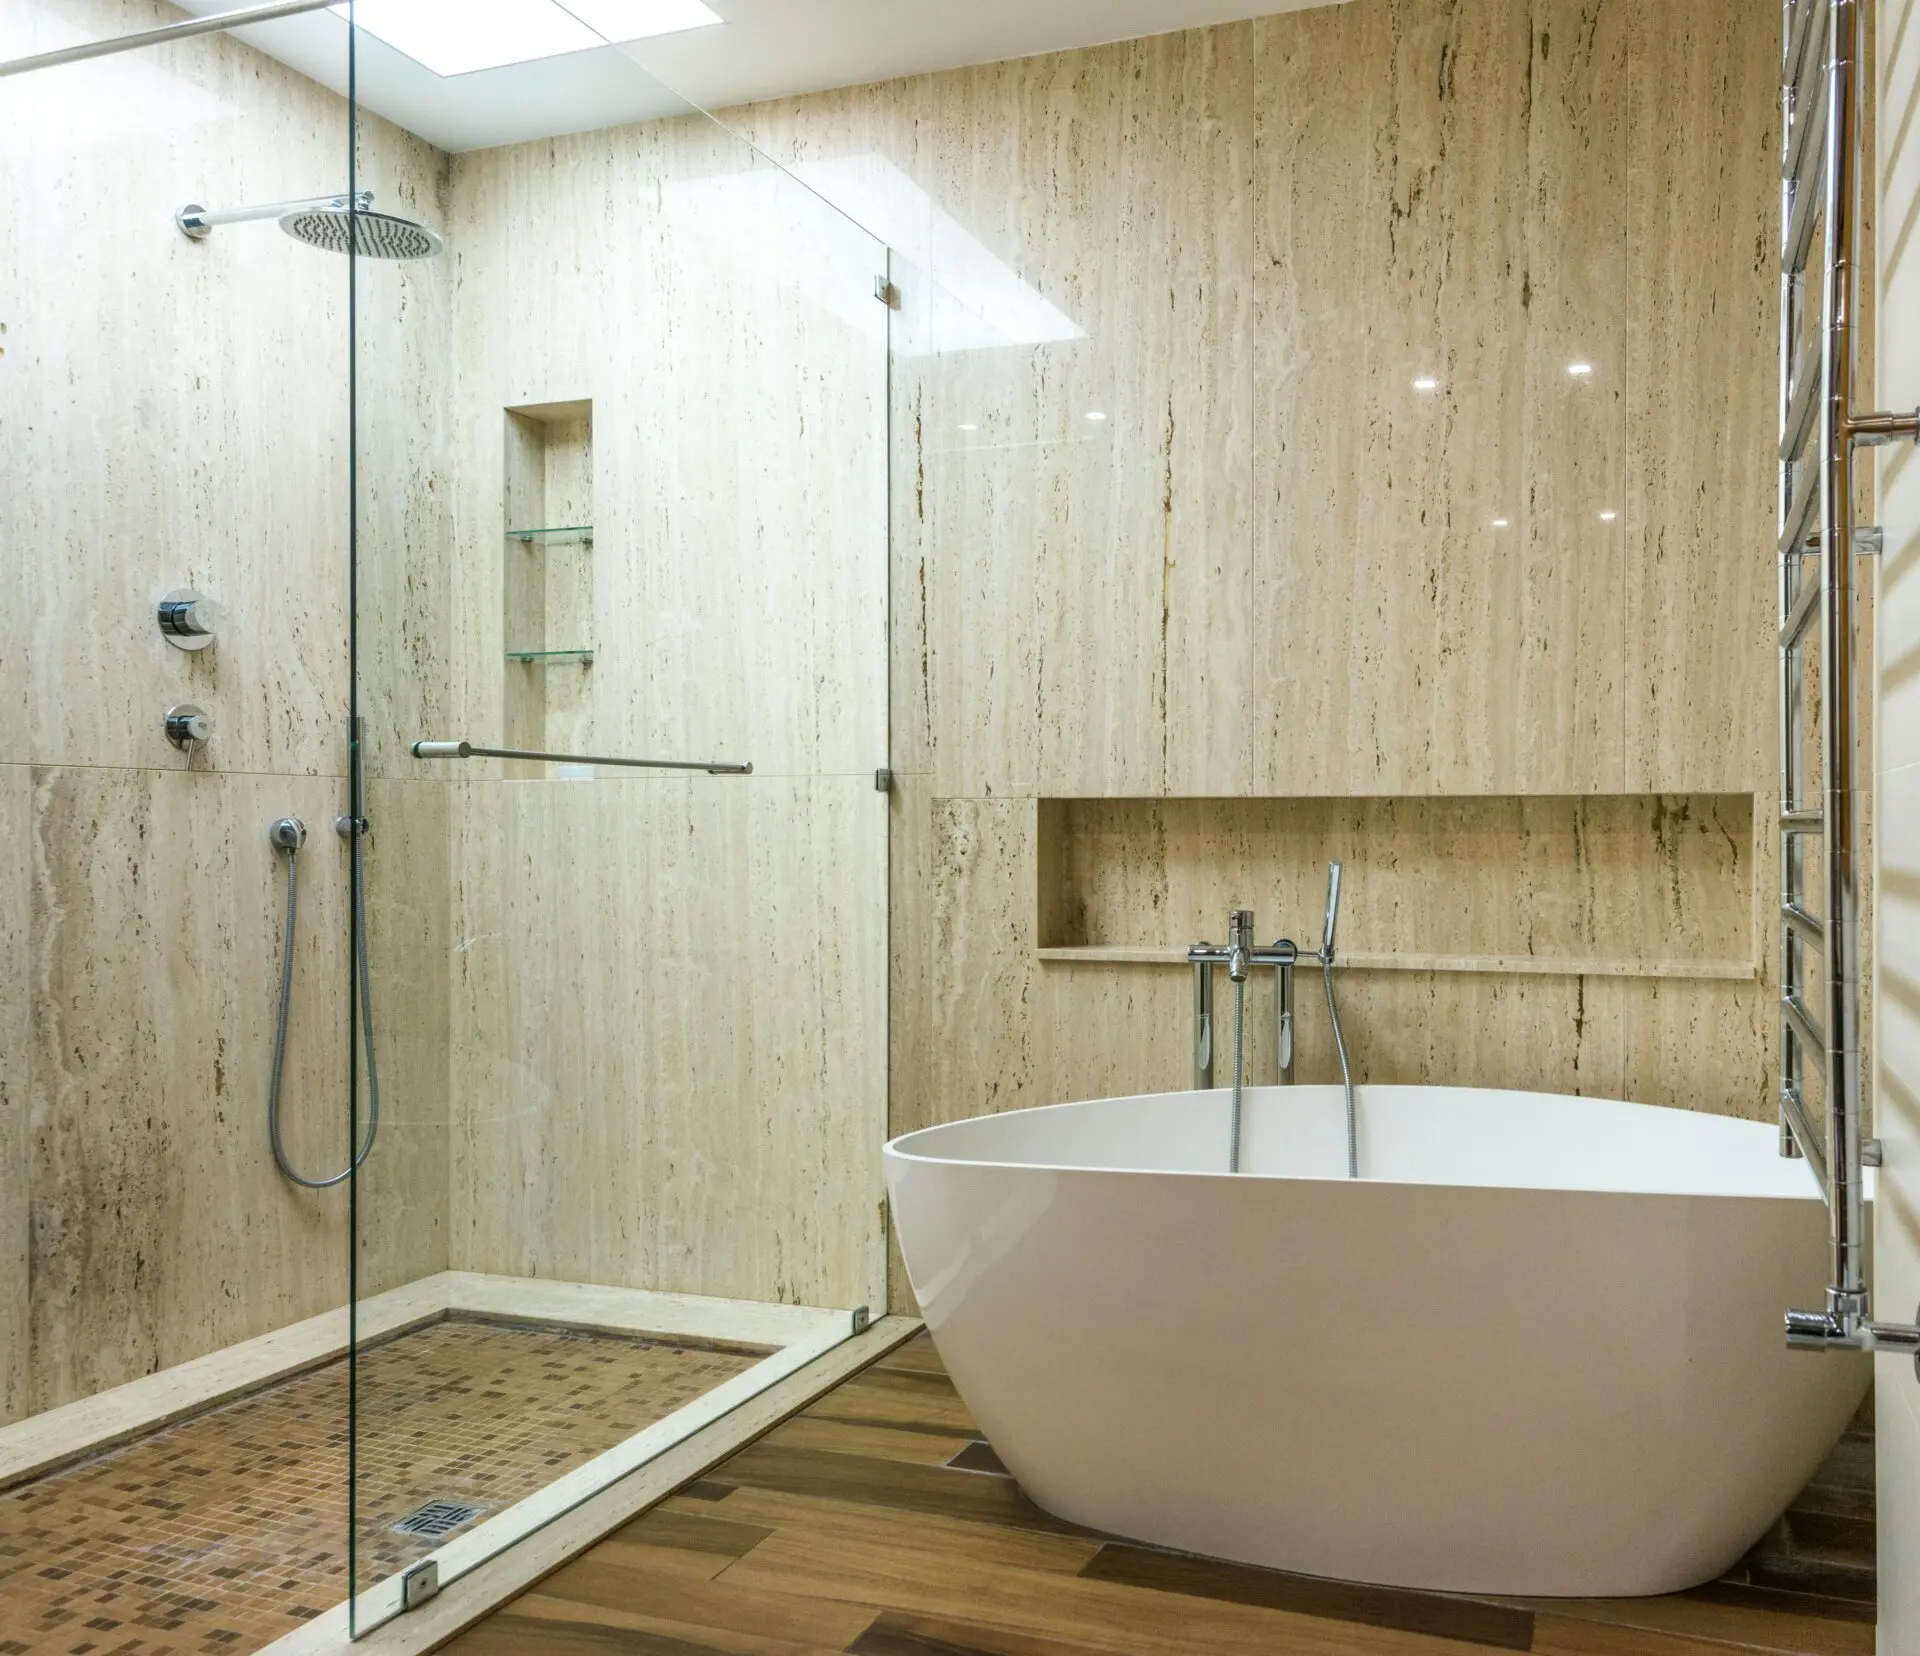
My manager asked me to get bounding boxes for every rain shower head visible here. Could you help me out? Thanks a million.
[176,191,444,261]
[280,205,444,260]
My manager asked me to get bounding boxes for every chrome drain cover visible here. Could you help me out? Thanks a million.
[392,1499,483,1539]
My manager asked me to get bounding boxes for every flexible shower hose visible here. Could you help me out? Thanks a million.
[268,833,380,1188]
[1229,972,1246,1173]
[1326,957,1357,1179]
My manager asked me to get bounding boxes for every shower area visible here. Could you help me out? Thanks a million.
[0,1,891,1646]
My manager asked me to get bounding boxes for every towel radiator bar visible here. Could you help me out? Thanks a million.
[1776,0,1920,1364]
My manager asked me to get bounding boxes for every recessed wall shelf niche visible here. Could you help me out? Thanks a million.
[1035,794,1760,983]
[504,399,595,767]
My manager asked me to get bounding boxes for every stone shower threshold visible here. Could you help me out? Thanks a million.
[0,1278,870,1656]
[0,1272,855,1493]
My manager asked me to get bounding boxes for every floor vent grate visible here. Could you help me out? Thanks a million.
[391,1500,483,1540]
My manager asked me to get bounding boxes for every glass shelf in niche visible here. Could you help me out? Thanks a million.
[505,648,595,665]
[505,525,594,547]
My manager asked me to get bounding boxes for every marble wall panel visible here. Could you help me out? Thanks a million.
[0,1,450,1416]
[937,29,1256,799]
[0,765,30,1424]
[1621,0,1780,796]
[438,110,891,1312]
[908,31,1258,798]
[717,1,1789,1309]
[1,2,443,782]
[914,796,1766,1137]
[1252,0,1545,794]
[446,119,887,785]
[355,197,456,779]
[719,76,941,778]
[446,775,885,1310]
[356,778,454,1298]
[27,768,354,1414]
[1046,794,1755,967]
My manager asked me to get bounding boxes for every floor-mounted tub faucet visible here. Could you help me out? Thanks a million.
[1188,863,1355,1177]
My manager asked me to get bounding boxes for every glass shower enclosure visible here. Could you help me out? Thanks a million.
[346,17,892,1637]
[0,3,889,1645]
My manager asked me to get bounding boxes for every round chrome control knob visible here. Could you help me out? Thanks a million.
[158,589,223,651]
[164,704,212,749]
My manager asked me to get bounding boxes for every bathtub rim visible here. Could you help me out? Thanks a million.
[883,1083,1851,1206]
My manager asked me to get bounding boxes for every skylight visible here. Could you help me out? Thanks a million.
[337,0,722,78]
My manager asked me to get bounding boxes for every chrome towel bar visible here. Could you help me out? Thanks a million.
[411,741,751,776]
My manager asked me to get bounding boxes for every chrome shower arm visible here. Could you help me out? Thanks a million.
[177,193,371,240]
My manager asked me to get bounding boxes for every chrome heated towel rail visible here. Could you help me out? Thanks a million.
[1776,0,1920,1365]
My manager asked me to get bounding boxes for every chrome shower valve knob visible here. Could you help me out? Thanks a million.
[158,589,223,650]
[164,704,212,750]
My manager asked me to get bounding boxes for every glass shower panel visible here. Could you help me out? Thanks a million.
[347,38,889,1633]
[0,6,361,1649]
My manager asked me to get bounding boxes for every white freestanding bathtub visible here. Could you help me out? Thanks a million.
[884,1085,1870,1597]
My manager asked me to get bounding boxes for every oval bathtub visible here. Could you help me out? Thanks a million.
[883,1085,1870,1597]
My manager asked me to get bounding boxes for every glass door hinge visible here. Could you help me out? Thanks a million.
[873,276,900,310]
[401,1561,440,1612]
[875,768,895,793]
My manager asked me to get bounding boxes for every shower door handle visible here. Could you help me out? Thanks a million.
[410,740,751,776]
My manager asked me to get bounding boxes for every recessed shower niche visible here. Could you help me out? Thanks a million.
[503,400,595,767]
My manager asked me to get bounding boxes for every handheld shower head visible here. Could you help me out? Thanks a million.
[1321,862,1343,962]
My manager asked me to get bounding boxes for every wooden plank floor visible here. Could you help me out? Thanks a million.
[441,1332,1876,1656]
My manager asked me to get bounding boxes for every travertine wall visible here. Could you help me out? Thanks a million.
[0,0,1796,1400]
[736,0,1784,1310]
[1875,0,1920,1639]
[0,0,451,1420]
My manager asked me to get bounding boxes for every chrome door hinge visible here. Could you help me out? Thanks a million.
[875,768,895,793]
[873,276,900,310]
[401,1561,440,1612]
[851,1306,872,1333]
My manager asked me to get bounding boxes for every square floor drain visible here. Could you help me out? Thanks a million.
[391,1500,484,1540]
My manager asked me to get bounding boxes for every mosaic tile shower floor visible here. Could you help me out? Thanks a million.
[0,1318,761,1655]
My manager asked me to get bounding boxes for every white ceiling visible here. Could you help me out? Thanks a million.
[177,0,1346,154]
